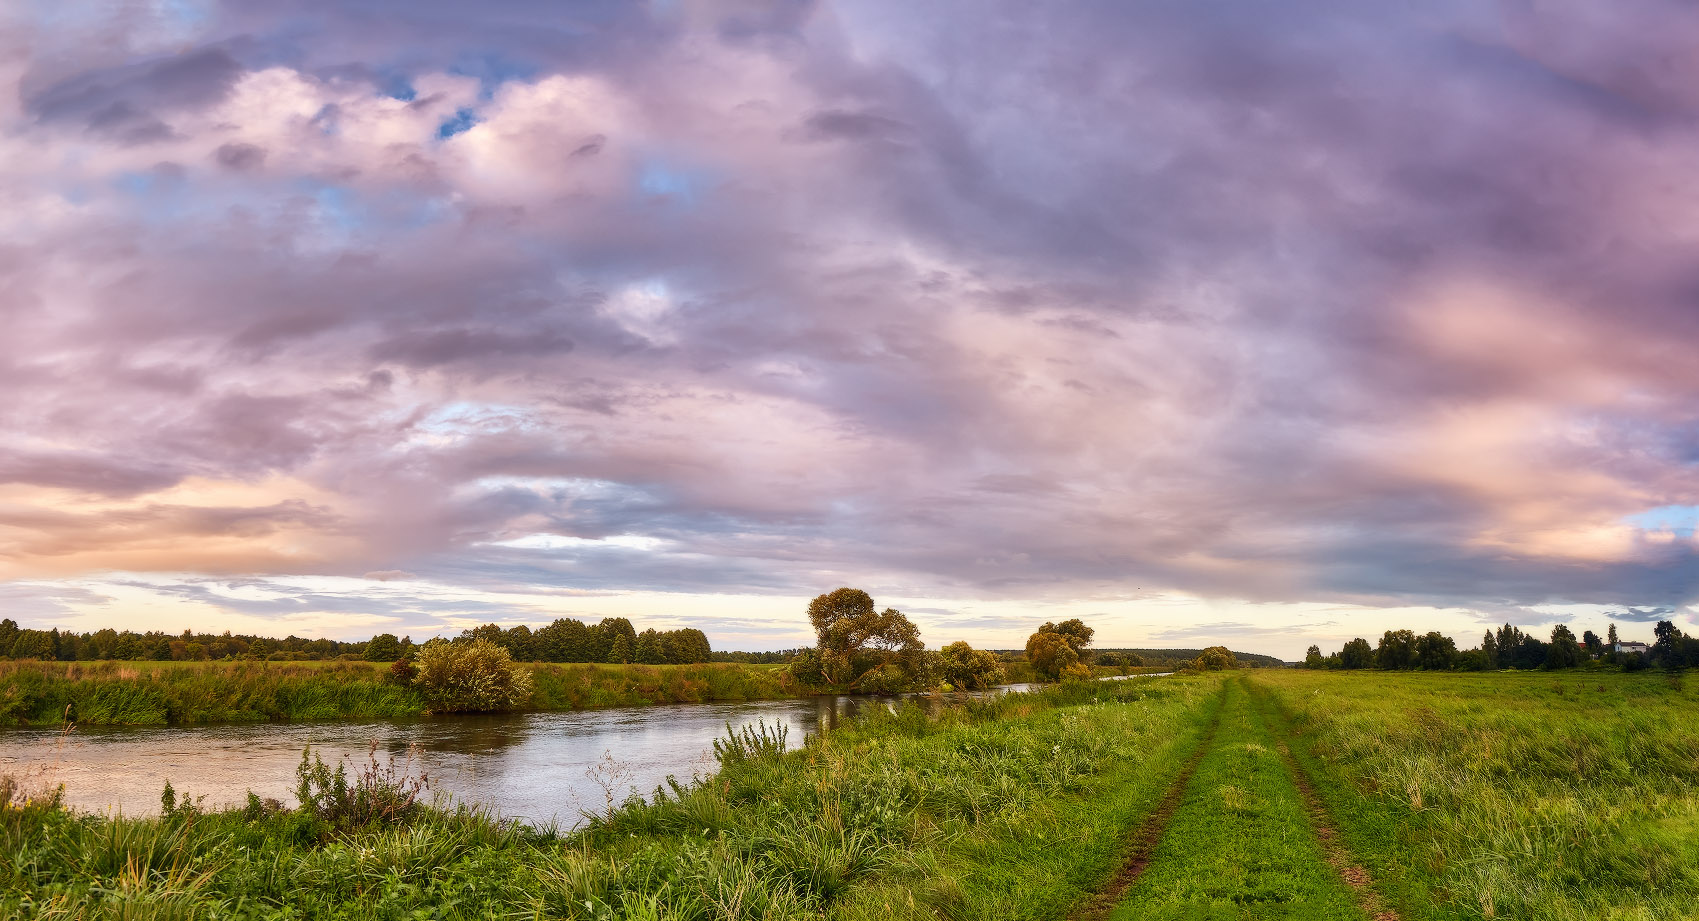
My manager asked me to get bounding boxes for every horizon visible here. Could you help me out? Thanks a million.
[5,1,1698,662]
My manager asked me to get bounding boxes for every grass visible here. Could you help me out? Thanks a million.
[10,666,1687,919]
[1249,668,1699,921]
[0,659,801,726]
[1110,677,1366,920]
[0,674,1225,920]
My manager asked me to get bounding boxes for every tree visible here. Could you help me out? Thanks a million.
[938,641,1006,690]
[1303,645,1325,669]
[1546,625,1583,669]
[1339,638,1374,670]
[1040,620,1095,661]
[663,628,712,664]
[10,629,55,660]
[1375,630,1416,670]
[1581,630,1603,660]
[1025,619,1096,680]
[412,638,533,712]
[635,629,666,665]
[1026,631,1079,680]
[1414,632,1457,671]
[608,633,634,664]
[1189,646,1239,671]
[803,588,925,688]
[1481,631,1499,669]
[364,634,402,662]
[1652,620,1689,669]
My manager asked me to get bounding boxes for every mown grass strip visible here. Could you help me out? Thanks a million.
[1108,677,1367,921]
[1068,680,1227,920]
[1243,679,1400,921]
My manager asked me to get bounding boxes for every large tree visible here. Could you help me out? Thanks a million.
[1339,637,1374,670]
[1025,632,1079,680]
[804,587,924,687]
[1546,625,1583,669]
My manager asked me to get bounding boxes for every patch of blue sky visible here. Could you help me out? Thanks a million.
[280,179,453,237]
[158,0,211,30]
[437,107,479,139]
[1625,504,1699,537]
[110,169,192,224]
[310,183,362,233]
[380,73,418,102]
[637,158,709,209]
[449,51,539,99]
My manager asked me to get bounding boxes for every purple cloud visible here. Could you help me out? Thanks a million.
[4,0,1699,645]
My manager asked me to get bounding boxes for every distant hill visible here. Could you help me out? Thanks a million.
[991,647,1287,668]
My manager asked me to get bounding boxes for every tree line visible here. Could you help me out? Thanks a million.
[0,617,713,666]
[1300,620,1699,672]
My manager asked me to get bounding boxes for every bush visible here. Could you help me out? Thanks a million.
[938,641,1006,690]
[788,648,826,686]
[413,638,534,713]
[1058,662,1094,682]
[295,741,430,829]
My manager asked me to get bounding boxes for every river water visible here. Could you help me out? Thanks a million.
[0,687,1042,826]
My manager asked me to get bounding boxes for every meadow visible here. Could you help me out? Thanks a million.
[2,668,1694,919]
[0,659,798,726]
[1250,668,1699,921]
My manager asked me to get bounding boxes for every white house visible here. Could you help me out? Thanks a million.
[1614,641,1651,656]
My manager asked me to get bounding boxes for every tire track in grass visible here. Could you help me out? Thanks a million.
[1066,682,1227,921]
[1103,677,1369,920]
[1249,681,1402,921]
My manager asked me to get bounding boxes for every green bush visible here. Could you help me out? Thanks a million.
[294,742,431,830]
[413,639,534,713]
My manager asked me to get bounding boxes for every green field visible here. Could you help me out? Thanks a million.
[3,669,1696,919]
[0,659,800,726]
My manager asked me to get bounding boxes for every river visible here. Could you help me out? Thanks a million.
[0,687,1043,826]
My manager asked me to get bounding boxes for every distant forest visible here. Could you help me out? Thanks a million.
[989,648,1285,668]
[1301,621,1699,671]
[0,617,714,666]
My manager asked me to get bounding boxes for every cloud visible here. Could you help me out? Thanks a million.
[4,0,1699,649]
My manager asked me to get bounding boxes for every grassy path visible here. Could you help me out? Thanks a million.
[1068,683,1226,920]
[1105,677,1373,920]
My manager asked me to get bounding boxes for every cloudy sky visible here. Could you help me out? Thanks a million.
[3,0,1697,657]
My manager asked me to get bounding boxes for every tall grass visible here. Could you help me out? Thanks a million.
[0,659,800,726]
[1251,669,1699,921]
[0,675,1223,919]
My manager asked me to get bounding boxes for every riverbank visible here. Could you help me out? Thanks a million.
[0,659,800,726]
[0,674,1222,920]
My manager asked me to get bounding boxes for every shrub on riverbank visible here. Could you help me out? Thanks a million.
[411,638,533,713]
[0,659,799,726]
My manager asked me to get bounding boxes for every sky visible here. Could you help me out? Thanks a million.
[3,0,1697,659]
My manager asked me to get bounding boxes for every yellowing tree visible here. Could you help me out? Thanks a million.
[802,587,924,689]
[1188,646,1239,671]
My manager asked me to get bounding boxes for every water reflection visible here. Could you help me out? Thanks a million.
[0,686,1032,827]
